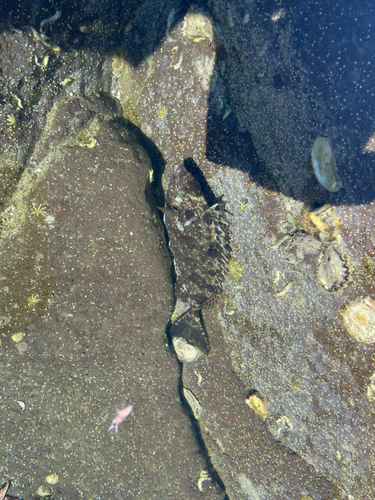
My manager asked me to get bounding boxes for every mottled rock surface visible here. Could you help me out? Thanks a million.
[105,2,375,499]
[1,1,375,499]
[0,27,223,500]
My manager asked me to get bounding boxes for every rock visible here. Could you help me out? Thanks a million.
[0,27,223,499]
[2,1,375,499]
[103,2,375,498]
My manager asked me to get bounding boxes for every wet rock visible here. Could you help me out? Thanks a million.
[2,2,375,499]
[0,36,223,499]
[101,3,375,499]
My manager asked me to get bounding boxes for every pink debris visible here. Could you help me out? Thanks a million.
[108,405,133,433]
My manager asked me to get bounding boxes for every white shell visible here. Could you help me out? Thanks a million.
[311,136,342,192]
[342,296,375,343]
[173,337,202,363]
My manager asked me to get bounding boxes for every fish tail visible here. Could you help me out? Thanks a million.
[170,308,209,354]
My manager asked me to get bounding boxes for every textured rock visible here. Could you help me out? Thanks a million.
[0,28,223,500]
[104,2,375,499]
[1,1,375,499]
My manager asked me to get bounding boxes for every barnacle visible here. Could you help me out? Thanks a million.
[74,119,100,148]
[362,131,375,153]
[11,94,23,110]
[316,246,348,292]
[239,197,249,213]
[183,388,203,419]
[36,485,51,497]
[228,257,242,280]
[11,332,25,343]
[290,376,302,390]
[0,316,11,326]
[173,337,202,363]
[121,99,141,127]
[311,136,342,192]
[157,106,167,119]
[342,296,375,343]
[223,294,237,315]
[308,205,341,241]
[245,392,269,418]
[182,9,214,44]
[45,473,59,485]
[366,373,375,403]
[197,470,212,492]
[34,54,49,68]
[275,415,293,438]
[276,281,294,297]
[301,205,319,235]
[6,114,16,127]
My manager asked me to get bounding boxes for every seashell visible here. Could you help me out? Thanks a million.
[172,337,202,363]
[317,246,347,291]
[311,136,342,192]
[342,296,375,344]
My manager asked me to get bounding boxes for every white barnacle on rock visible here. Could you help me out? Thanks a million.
[173,337,202,362]
[182,9,214,44]
[311,136,342,192]
[316,245,347,291]
[342,296,375,344]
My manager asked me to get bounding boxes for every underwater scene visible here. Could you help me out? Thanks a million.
[0,0,374,498]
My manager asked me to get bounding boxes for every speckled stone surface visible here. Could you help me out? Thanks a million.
[0,27,224,499]
[1,1,375,499]
[105,3,375,498]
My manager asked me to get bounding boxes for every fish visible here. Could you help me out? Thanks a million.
[161,162,231,354]
[108,405,133,433]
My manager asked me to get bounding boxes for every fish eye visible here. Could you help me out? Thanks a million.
[180,188,186,198]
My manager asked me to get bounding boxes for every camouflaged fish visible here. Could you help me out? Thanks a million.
[162,163,231,354]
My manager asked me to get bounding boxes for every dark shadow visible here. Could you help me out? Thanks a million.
[0,0,191,57]
[205,0,375,206]
[183,157,221,207]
